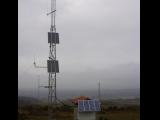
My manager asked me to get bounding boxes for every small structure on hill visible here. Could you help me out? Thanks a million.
[72,96,91,105]
[72,96,101,120]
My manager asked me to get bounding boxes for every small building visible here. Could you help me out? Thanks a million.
[74,99,101,120]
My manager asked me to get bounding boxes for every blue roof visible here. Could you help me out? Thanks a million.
[78,99,101,112]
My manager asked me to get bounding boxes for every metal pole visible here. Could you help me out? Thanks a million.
[98,81,101,100]
[33,0,59,119]
[48,0,57,119]
[38,75,40,99]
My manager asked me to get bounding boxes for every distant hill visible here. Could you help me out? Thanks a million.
[103,98,140,106]
[19,88,140,101]
[18,96,42,106]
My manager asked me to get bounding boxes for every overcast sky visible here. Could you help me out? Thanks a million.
[18,0,140,91]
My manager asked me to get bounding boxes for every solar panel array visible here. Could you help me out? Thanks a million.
[78,100,101,112]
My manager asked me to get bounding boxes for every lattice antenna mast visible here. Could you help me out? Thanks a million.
[34,0,59,119]
[47,0,59,120]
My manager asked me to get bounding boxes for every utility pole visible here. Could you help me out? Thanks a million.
[98,81,101,100]
[37,75,40,99]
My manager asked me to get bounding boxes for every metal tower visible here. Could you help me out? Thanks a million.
[47,0,59,120]
[34,0,59,119]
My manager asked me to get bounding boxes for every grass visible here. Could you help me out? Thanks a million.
[18,100,140,120]
[97,111,139,120]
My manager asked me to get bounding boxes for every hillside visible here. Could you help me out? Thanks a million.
[18,96,42,106]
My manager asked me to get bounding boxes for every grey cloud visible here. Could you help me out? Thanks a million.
[18,0,140,90]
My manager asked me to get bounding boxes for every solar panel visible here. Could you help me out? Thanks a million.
[94,100,101,111]
[78,101,84,112]
[78,100,101,112]
[84,100,90,111]
[88,100,95,111]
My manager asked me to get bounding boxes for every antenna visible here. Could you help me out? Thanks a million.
[47,0,59,119]
[47,10,56,16]
[37,75,40,99]
[37,76,51,98]
[33,57,47,68]
[98,81,101,100]
[34,0,60,119]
